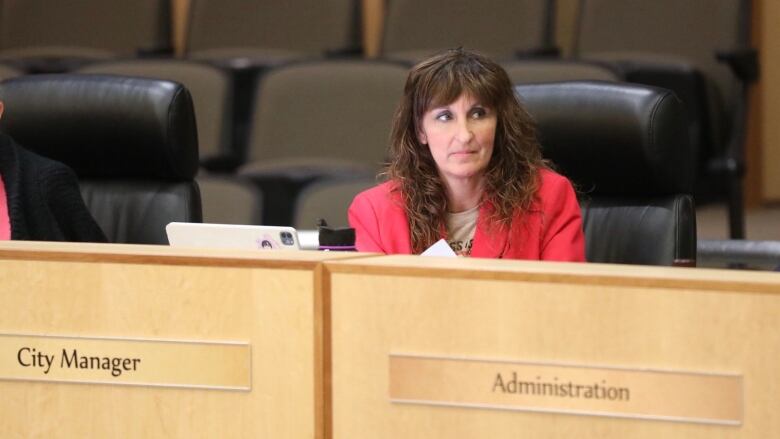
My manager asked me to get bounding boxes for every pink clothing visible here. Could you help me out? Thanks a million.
[0,173,10,240]
[348,169,586,261]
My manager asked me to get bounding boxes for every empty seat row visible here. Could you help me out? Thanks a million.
[0,0,548,70]
[0,0,171,72]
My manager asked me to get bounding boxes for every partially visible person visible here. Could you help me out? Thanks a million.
[0,101,106,242]
[348,49,584,260]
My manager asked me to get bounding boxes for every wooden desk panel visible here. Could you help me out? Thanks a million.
[325,256,780,438]
[0,241,367,439]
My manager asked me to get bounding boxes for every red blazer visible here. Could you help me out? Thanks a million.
[348,169,585,261]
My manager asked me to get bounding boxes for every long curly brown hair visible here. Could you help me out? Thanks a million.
[386,49,547,253]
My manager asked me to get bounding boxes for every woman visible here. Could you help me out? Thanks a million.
[0,100,107,242]
[348,49,584,260]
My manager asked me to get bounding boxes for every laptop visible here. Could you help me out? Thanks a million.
[166,222,301,251]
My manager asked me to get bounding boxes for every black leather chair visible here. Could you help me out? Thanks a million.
[516,81,697,266]
[572,0,757,239]
[0,74,201,244]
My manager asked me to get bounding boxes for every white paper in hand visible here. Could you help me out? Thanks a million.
[420,238,457,257]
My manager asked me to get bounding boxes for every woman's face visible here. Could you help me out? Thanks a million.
[417,93,496,185]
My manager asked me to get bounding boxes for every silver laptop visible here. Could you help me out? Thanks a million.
[166,222,300,250]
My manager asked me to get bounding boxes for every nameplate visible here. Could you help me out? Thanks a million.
[389,354,742,425]
[0,333,250,390]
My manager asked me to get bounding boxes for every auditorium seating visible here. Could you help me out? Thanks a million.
[198,174,264,225]
[573,0,757,239]
[238,60,407,225]
[0,74,202,244]
[240,60,405,169]
[0,0,172,73]
[185,0,361,68]
[381,0,555,62]
[502,59,619,84]
[517,81,697,265]
[293,176,377,229]
[184,0,364,172]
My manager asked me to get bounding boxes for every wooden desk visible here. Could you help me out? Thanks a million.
[324,256,780,438]
[0,241,367,438]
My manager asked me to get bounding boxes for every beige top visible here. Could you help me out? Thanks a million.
[446,205,479,256]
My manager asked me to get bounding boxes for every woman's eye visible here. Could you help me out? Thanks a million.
[435,112,452,122]
[471,108,486,119]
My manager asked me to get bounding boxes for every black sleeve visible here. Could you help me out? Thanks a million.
[40,161,108,243]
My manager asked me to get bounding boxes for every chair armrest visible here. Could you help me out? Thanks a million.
[200,152,244,173]
[716,48,759,83]
[136,45,175,58]
[605,57,707,113]
[238,159,376,225]
[515,45,561,59]
[324,44,365,59]
[239,158,375,182]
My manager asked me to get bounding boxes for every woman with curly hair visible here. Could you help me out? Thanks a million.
[348,49,584,260]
